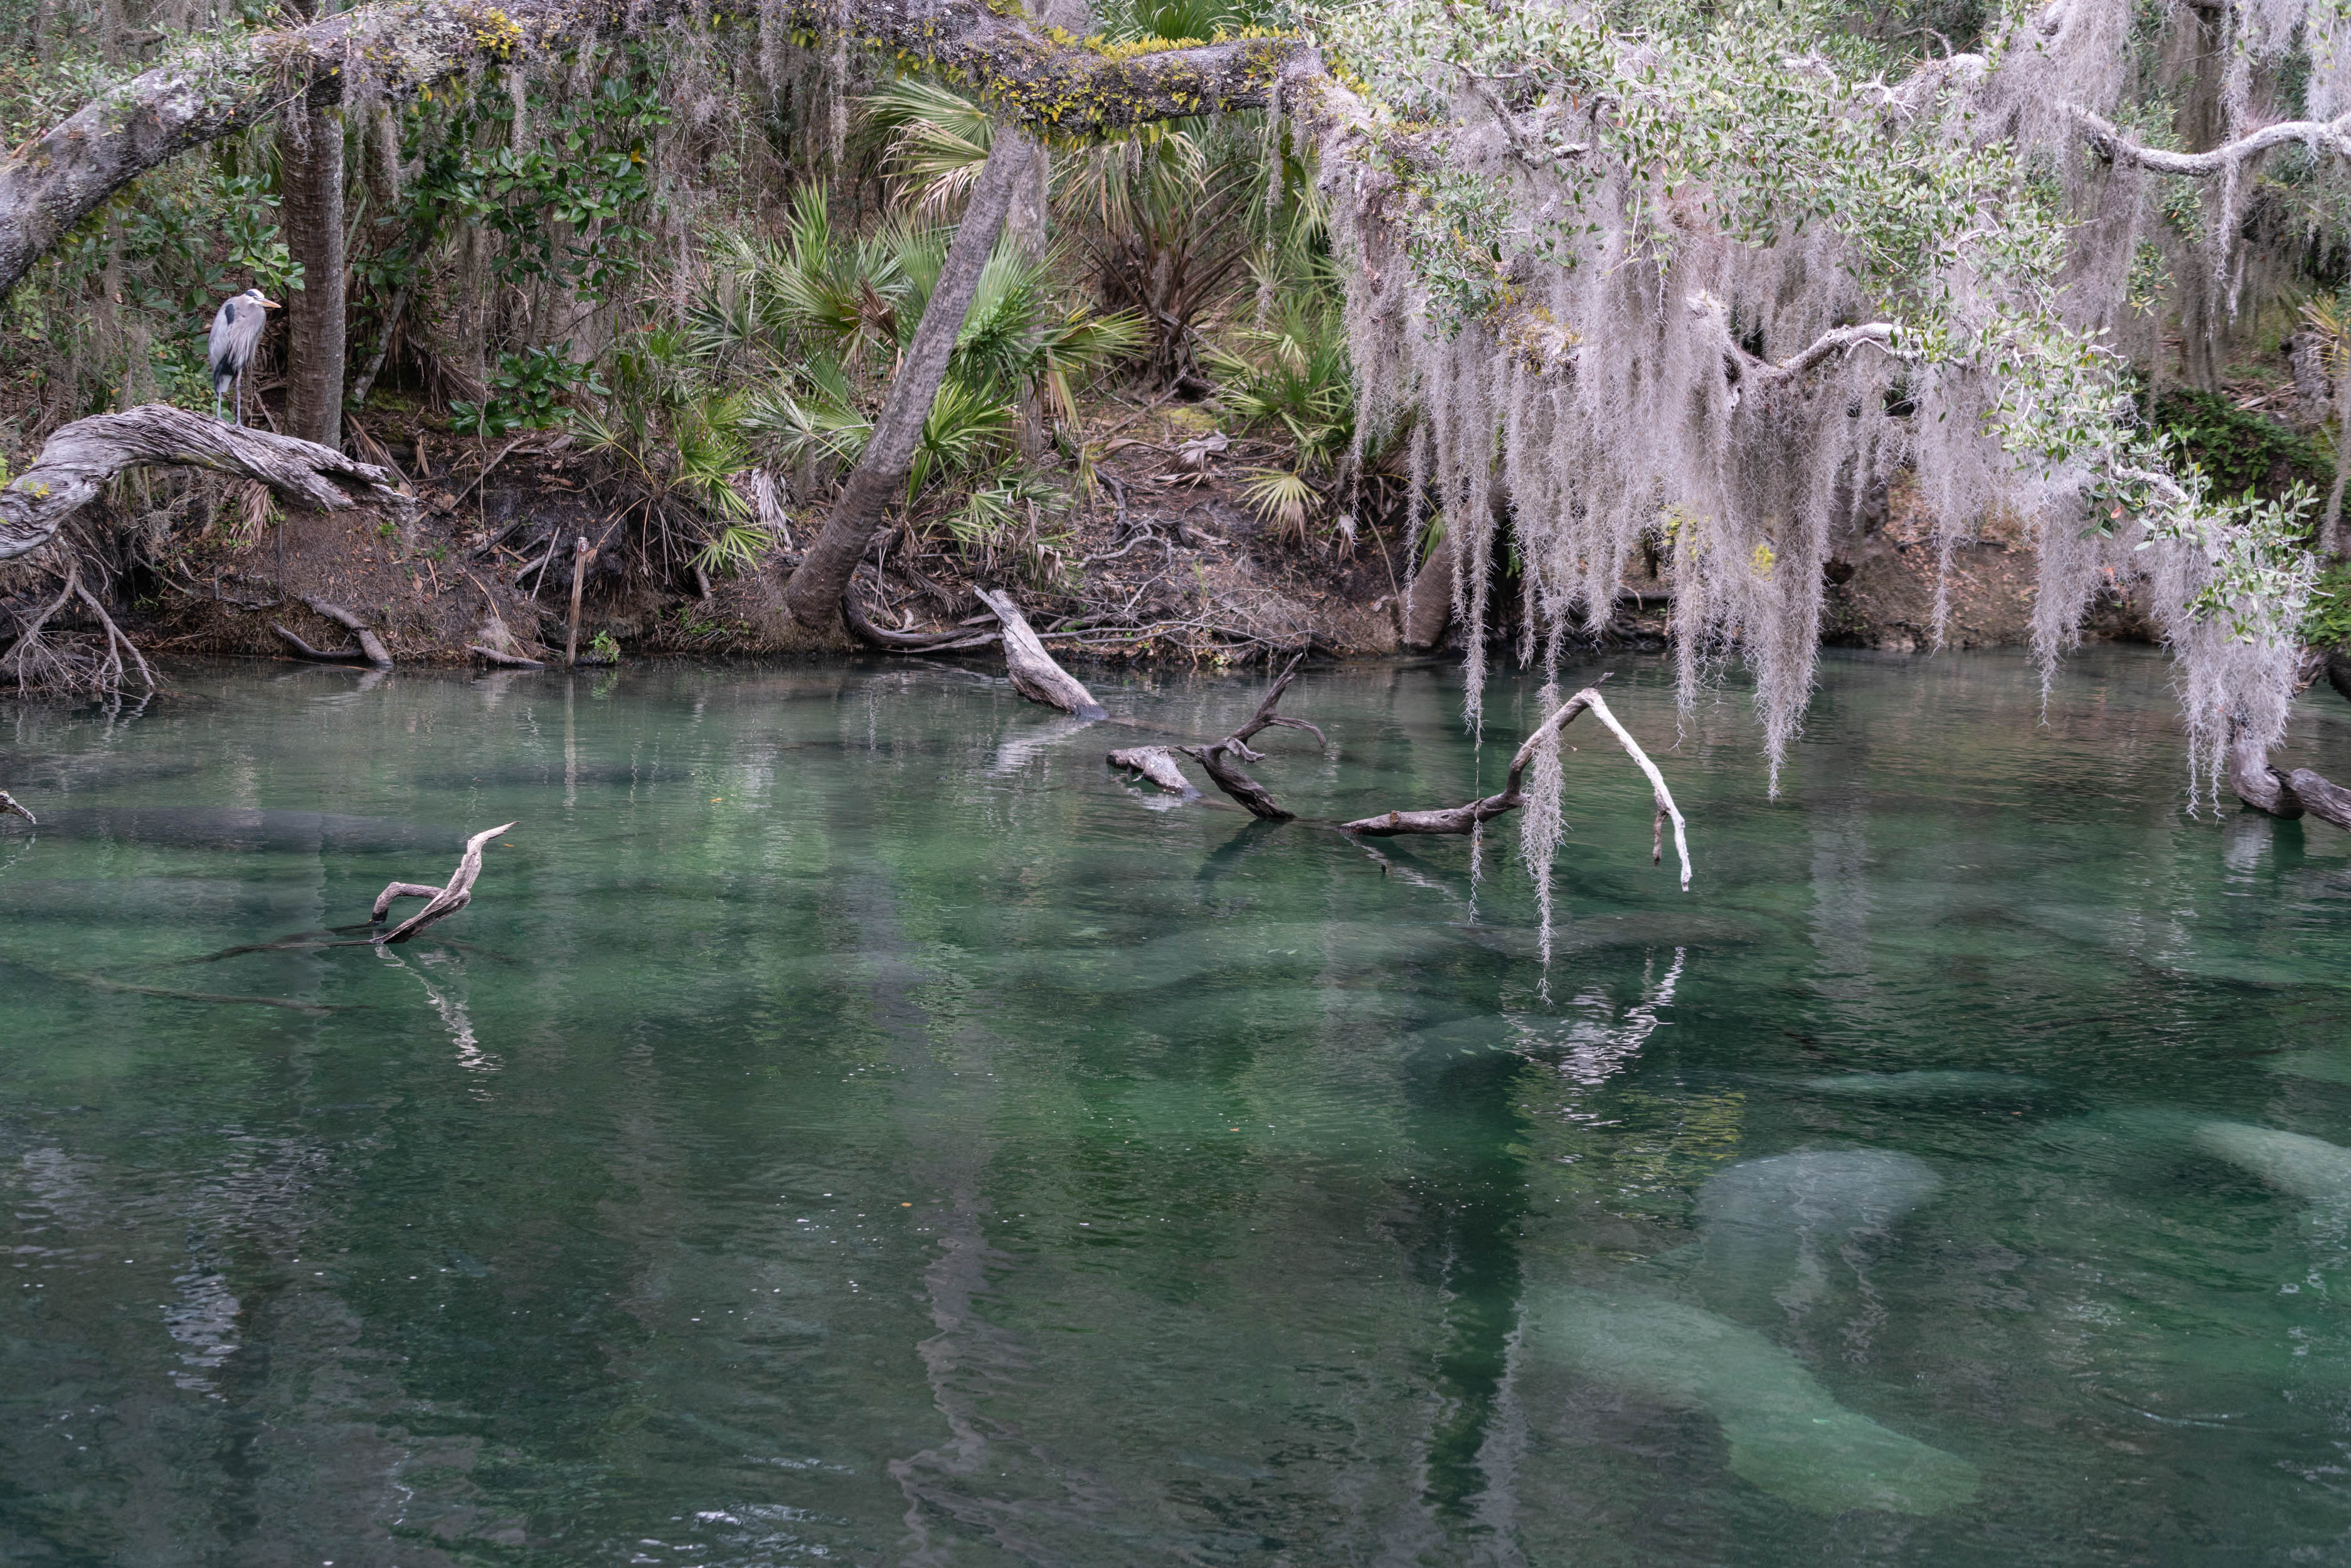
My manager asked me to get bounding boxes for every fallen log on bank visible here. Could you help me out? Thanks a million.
[977,587,1104,718]
[1340,687,1694,891]
[469,644,548,669]
[370,822,515,945]
[0,406,411,563]
[842,586,1002,653]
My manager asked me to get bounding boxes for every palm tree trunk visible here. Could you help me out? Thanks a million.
[282,101,346,449]
[781,125,1036,637]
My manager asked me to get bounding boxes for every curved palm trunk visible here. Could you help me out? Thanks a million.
[780,127,1036,638]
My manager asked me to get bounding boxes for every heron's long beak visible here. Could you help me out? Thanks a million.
[258,297,282,309]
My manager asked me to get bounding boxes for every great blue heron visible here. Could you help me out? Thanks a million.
[208,287,279,426]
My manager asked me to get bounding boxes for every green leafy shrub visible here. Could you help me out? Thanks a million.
[452,344,605,436]
[2146,388,2335,502]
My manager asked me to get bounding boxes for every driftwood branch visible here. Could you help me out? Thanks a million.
[844,586,1004,652]
[0,406,411,562]
[370,822,515,945]
[469,644,548,669]
[0,789,32,825]
[1340,688,1695,890]
[977,586,1105,718]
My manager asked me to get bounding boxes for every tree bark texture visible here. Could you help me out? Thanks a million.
[975,585,1103,717]
[0,405,410,561]
[782,130,1036,638]
[282,103,346,449]
[0,0,1304,305]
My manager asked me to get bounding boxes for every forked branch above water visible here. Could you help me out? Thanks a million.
[1177,655,1325,820]
[371,822,516,945]
[1339,689,1694,890]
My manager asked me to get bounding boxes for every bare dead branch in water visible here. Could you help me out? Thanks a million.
[0,790,33,825]
[371,822,516,945]
[1175,654,1321,820]
[1340,687,1694,891]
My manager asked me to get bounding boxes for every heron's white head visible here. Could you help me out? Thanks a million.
[244,287,281,309]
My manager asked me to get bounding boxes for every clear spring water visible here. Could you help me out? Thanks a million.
[3,648,2350,1565]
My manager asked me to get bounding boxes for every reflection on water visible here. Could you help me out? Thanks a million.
[1,649,2350,1564]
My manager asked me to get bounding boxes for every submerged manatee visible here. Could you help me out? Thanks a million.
[1797,1071,2046,1100]
[2193,1121,2351,1202]
[1534,1287,1980,1515]
[1694,1150,1943,1319]
[2266,1052,2351,1088]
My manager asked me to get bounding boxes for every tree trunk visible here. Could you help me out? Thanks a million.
[282,102,346,448]
[1403,524,1455,649]
[780,127,1037,637]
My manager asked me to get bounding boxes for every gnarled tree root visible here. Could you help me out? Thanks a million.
[843,586,1002,653]
[369,822,514,945]
[1340,687,1694,890]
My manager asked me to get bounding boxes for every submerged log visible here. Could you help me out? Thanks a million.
[1107,746,1199,797]
[0,406,410,563]
[976,586,1104,718]
[1340,687,1694,890]
[0,789,32,825]
[370,822,515,945]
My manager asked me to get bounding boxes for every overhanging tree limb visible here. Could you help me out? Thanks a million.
[0,0,1307,304]
[2069,103,2351,176]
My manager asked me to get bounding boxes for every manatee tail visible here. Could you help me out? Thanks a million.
[1719,1406,1980,1516]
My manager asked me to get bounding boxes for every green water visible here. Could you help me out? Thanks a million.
[3,649,2351,1565]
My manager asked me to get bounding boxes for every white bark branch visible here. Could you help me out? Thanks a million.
[2069,103,2351,176]
[371,822,516,944]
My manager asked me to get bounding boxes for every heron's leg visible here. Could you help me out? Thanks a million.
[234,369,243,428]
